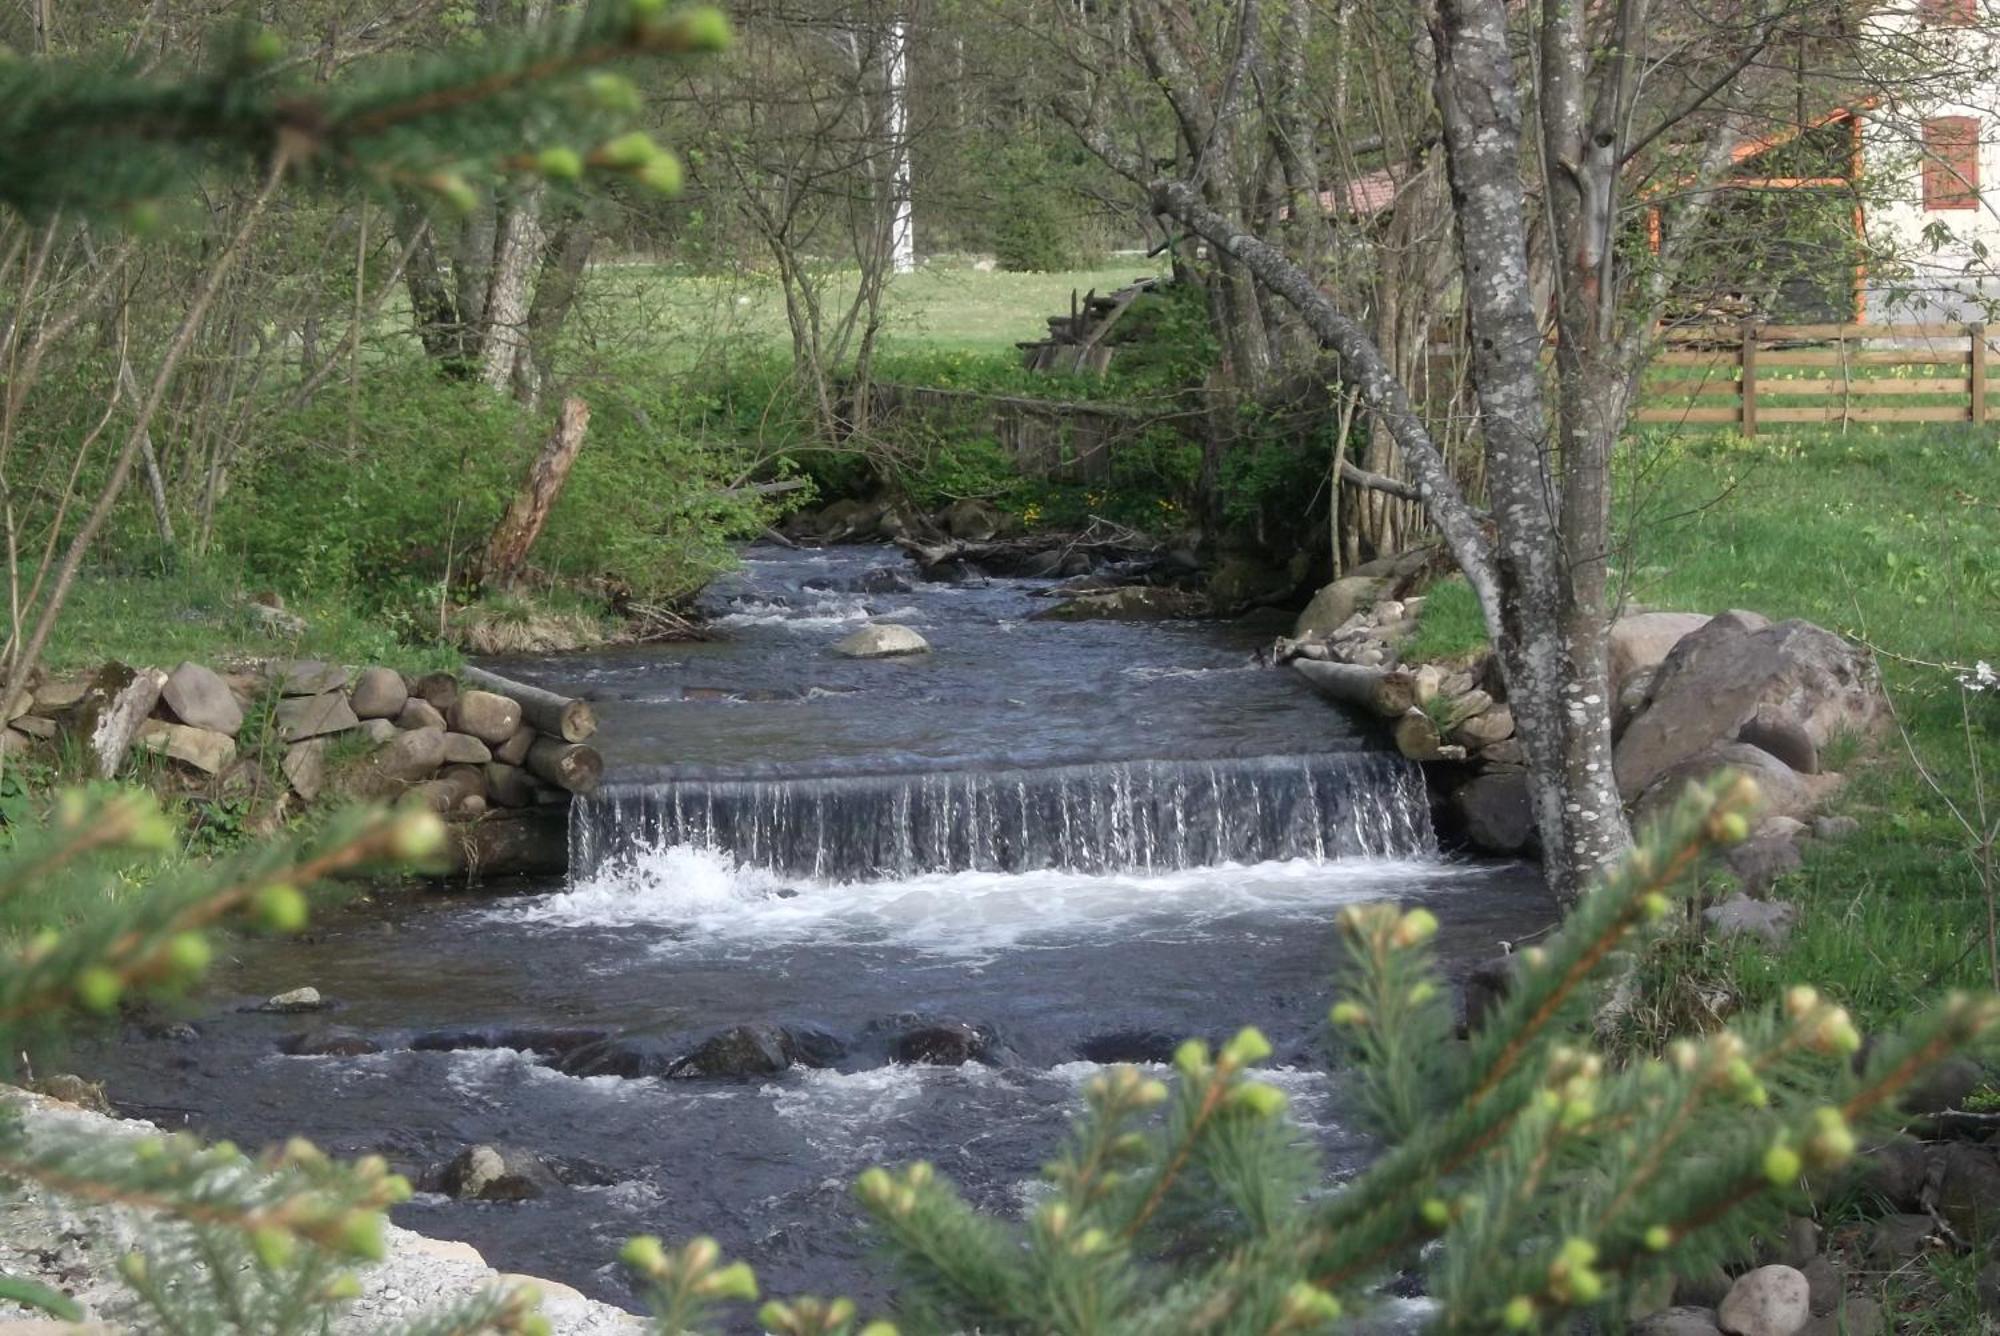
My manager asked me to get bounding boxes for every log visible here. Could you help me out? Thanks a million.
[482,396,589,590]
[1292,660,1417,718]
[459,665,596,743]
[1393,708,1446,761]
[525,736,602,796]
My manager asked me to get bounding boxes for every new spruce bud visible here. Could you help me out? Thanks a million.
[637,153,684,196]
[598,131,661,169]
[253,883,309,934]
[1173,1037,1210,1075]
[700,1261,758,1301]
[536,147,584,180]
[1228,1082,1287,1118]
[1391,906,1438,947]
[620,1235,668,1274]
[1762,1140,1803,1187]
[1221,1026,1272,1067]
[75,966,122,1014]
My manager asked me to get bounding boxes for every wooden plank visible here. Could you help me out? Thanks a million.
[1740,320,1757,437]
[1635,407,1740,423]
[1656,351,1736,367]
[1973,324,1988,425]
[1758,405,1969,423]
[1751,377,1971,396]
[1647,377,1741,395]
[1756,349,1970,367]
[1662,322,1973,342]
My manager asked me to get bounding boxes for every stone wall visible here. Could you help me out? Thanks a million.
[3,659,594,880]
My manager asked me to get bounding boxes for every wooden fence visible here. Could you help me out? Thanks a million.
[1639,322,1997,434]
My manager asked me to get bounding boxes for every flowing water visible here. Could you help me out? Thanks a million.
[76,545,1552,1321]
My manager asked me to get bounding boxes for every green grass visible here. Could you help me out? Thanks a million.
[1405,576,1488,663]
[583,258,1163,366]
[41,562,461,677]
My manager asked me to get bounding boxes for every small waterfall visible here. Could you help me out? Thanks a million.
[568,753,1435,883]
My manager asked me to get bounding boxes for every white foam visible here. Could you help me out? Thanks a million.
[493,847,1479,959]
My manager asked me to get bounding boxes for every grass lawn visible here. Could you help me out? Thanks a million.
[579,259,1163,366]
[40,562,460,679]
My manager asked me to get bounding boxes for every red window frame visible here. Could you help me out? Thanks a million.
[1923,116,1981,210]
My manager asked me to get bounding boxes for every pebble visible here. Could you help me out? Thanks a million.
[1716,1265,1809,1336]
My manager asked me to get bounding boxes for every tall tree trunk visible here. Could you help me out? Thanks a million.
[1430,0,1629,900]
[396,205,467,371]
[479,182,546,396]
[517,212,595,409]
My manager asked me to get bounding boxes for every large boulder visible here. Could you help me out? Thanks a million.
[1615,613,1881,801]
[274,659,349,696]
[892,1020,996,1066]
[1702,893,1796,948]
[1294,576,1385,640]
[161,661,243,736]
[1609,611,1711,695]
[1635,742,1820,826]
[282,739,328,801]
[941,498,1011,541]
[833,624,931,658]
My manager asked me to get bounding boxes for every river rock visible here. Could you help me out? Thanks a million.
[349,666,409,720]
[10,714,55,739]
[275,659,349,696]
[1461,954,1524,1032]
[395,697,446,731]
[1453,772,1535,855]
[1716,1265,1809,1336]
[1615,614,1880,800]
[834,624,931,658]
[1033,586,1211,621]
[335,726,447,799]
[1609,611,1711,693]
[1294,576,1385,640]
[493,723,535,766]
[442,732,493,765]
[666,1024,795,1079]
[1074,1030,1182,1065]
[1812,814,1860,841]
[359,718,398,743]
[1451,705,1515,748]
[852,566,915,595]
[435,1144,555,1202]
[260,986,328,1013]
[275,691,359,742]
[161,661,243,736]
[1857,1136,1932,1212]
[449,690,522,746]
[134,720,236,776]
[280,1026,380,1057]
[892,1020,994,1066]
[1702,894,1796,947]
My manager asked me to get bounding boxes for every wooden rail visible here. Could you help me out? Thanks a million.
[1637,321,1998,435]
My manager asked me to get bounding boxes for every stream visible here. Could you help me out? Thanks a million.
[76,544,1552,1320]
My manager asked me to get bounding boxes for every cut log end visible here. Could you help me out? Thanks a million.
[525,736,602,796]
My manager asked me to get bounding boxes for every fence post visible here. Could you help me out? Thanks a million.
[1739,319,1759,438]
[1972,323,1988,426]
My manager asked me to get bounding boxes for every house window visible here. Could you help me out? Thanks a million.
[1919,0,1977,24]
[1923,116,1981,210]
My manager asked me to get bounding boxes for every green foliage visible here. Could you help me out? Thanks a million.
[215,365,770,612]
[989,144,1105,274]
[0,0,728,220]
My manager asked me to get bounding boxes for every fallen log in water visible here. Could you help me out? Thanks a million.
[526,736,603,795]
[1292,660,1417,718]
[459,665,596,743]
